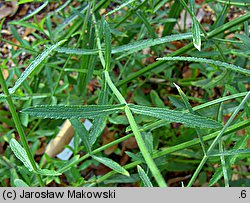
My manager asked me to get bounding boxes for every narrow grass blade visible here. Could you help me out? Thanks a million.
[137,165,153,187]
[174,83,207,155]
[56,47,98,55]
[9,40,66,94]
[70,118,91,153]
[104,19,111,71]
[92,155,130,176]
[188,0,201,50]
[128,104,222,129]
[35,168,61,176]
[209,134,249,186]
[22,104,125,119]
[163,0,184,35]
[14,179,29,187]
[157,57,250,76]
[20,1,49,22]
[208,148,250,157]
[10,139,33,172]
[52,5,87,39]
[112,33,192,54]
[106,0,136,16]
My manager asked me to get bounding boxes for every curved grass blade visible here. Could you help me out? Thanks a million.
[22,104,126,119]
[14,179,29,187]
[56,47,98,55]
[137,165,153,187]
[157,56,250,76]
[189,0,201,51]
[9,40,66,94]
[92,155,130,176]
[112,33,192,54]
[70,118,91,153]
[128,104,222,129]
[10,139,33,172]
[106,0,136,16]
[19,1,49,22]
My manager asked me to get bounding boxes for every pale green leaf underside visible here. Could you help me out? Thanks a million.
[137,165,153,187]
[56,47,98,55]
[128,104,222,129]
[9,40,66,94]
[35,168,62,176]
[10,139,33,171]
[208,148,250,157]
[112,33,192,54]
[22,104,125,119]
[92,155,130,176]
[14,179,29,187]
[157,56,250,76]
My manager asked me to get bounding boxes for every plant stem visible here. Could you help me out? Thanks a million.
[0,70,44,186]
[187,91,250,187]
[104,71,167,187]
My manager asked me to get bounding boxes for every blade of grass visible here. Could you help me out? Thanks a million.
[106,0,136,16]
[217,102,229,187]
[174,83,207,155]
[9,40,66,94]
[92,155,130,176]
[70,118,92,153]
[22,104,126,119]
[128,104,222,129]
[157,56,250,76]
[19,1,49,22]
[137,165,153,187]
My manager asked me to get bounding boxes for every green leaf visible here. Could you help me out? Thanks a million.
[157,56,250,76]
[150,90,165,108]
[106,0,136,16]
[128,104,222,129]
[70,118,91,153]
[112,33,192,54]
[189,0,201,51]
[9,139,33,172]
[9,40,66,94]
[137,165,153,187]
[19,1,49,22]
[104,19,111,71]
[56,47,98,55]
[14,179,29,187]
[89,77,109,146]
[208,148,250,157]
[92,155,130,176]
[22,104,125,119]
[35,168,62,176]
